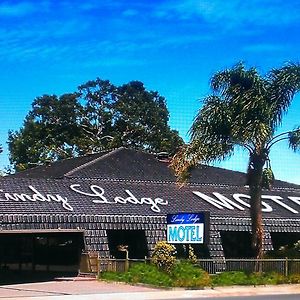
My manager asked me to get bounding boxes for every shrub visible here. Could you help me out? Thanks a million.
[127,263,173,286]
[288,273,300,284]
[212,271,248,286]
[172,261,211,288]
[188,245,197,264]
[264,272,286,285]
[151,241,176,274]
[212,271,288,286]
[100,262,173,287]
[248,272,286,285]
[99,270,128,282]
[248,272,287,285]
[99,261,210,288]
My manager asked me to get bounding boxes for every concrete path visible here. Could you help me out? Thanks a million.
[0,278,157,298]
[0,278,299,300]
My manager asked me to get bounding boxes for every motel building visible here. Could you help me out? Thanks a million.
[0,147,300,280]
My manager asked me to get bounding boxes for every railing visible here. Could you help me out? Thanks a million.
[196,258,300,276]
[100,258,147,273]
[80,254,300,276]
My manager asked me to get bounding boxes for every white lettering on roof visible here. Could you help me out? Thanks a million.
[193,191,299,214]
[1,186,73,211]
[70,184,168,213]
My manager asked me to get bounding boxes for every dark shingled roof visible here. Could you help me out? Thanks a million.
[11,147,299,189]
[1,147,300,218]
[11,151,109,179]
[65,147,249,186]
[0,177,300,218]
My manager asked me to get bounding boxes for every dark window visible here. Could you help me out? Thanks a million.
[174,244,210,259]
[220,231,253,258]
[271,232,300,251]
[106,230,148,259]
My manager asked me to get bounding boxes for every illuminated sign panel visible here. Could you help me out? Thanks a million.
[167,212,209,244]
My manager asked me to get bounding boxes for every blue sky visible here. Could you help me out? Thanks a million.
[0,0,300,183]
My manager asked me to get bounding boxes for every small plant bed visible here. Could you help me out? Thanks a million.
[212,271,282,286]
[99,241,300,288]
[212,271,300,286]
[99,265,300,288]
[99,261,211,288]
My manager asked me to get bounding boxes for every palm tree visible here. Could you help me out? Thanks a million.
[171,62,300,258]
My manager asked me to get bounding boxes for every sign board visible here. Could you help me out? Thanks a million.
[167,212,209,244]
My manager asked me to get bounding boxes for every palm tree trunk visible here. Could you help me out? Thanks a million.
[247,152,265,260]
[249,181,264,259]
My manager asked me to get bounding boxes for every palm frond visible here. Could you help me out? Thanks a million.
[190,95,232,142]
[268,63,300,128]
[211,63,260,96]
[289,127,300,151]
[170,140,234,183]
[173,62,300,183]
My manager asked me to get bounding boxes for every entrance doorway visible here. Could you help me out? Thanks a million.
[271,232,300,251]
[220,231,253,258]
[269,232,300,257]
[0,231,84,284]
[106,230,148,259]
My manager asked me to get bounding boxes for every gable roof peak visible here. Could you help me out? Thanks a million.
[65,147,129,177]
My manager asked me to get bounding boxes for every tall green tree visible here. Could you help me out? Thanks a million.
[112,81,182,153]
[8,79,183,171]
[171,63,300,258]
[77,79,183,153]
[8,93,82,170]
[77,78,116,153]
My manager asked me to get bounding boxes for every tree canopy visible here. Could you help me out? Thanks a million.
[8,79,183,171]
[171,62,300,258]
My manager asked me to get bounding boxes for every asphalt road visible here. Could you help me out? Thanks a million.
[167,295,300,300]
[0,279,300,300]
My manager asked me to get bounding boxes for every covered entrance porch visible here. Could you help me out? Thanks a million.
[0,230,84,284]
